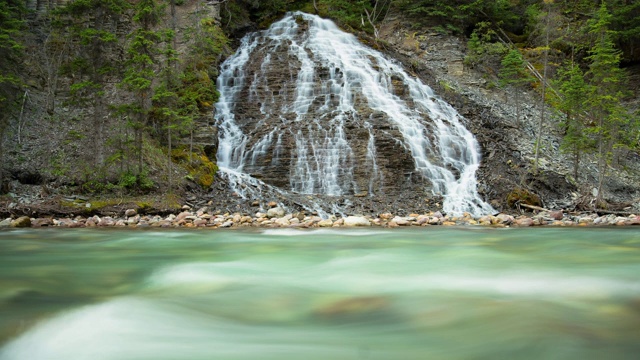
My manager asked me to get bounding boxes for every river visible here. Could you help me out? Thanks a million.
[1,228,639,359]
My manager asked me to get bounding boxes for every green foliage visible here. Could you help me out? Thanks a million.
[0,0,26,111]
[499,49,531,87]
[465,22,508,72]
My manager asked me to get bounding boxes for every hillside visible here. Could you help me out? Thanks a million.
[1,0,639,217]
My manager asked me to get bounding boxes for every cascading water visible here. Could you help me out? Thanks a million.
[215,12,494,217]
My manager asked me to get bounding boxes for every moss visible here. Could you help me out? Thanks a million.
[171,146,218,189]
[506,188,542,208]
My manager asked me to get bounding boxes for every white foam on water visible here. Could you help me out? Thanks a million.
[0,297,360,360]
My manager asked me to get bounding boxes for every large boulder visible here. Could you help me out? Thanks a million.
[343,216,371,227]
[267,207,285,219]
[11,216,31,228]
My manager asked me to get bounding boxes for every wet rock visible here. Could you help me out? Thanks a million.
[125,209,137,217]
[11,216,31,228]
[0,218,12,227]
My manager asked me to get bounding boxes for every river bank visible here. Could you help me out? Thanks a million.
[2,206,640,229]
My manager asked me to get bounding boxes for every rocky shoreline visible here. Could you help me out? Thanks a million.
[2,205,640,229]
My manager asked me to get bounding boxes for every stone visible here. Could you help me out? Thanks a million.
[391,216,410,226]
[267,201,278,208]
[194,219,208,227]
[549,210,563,221]
[127,215,140,225]
[0,218,12,227]
[317,219,333,227]
[11,216,31,228]
[515,218,533,227]
[31,218,53,227]
[379,213,394,220]
[220,221,233,228]
[275,218,290,226]
[496,214,514,225]
[98,217,115,226]
[125,209,137,217]
[267,207,285,218]
[343,216,371,227]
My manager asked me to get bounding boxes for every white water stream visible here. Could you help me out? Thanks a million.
[215,12,494,216]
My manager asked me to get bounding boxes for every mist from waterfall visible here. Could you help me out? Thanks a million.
[214,12,494,217]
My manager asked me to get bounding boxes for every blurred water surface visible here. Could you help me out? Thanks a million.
[1,227,639,359]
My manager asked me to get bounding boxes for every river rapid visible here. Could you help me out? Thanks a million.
[1,228,639,359]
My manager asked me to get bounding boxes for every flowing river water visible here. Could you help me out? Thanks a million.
[1,228,639,359]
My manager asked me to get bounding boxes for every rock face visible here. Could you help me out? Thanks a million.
[214,12,493,217]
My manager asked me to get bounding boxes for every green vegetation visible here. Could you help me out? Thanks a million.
[0,0,26,193]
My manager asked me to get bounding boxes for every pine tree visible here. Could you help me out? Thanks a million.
[0,0,26,192]
[498,48,531,125]
[59,0,129,168]
[122,0,163,175]
[584,3,631,207]
[555,59,590,181]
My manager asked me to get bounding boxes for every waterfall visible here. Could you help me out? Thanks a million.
[215,12,494,217]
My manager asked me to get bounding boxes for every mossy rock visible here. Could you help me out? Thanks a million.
[506,188,542,208]
[171,147,218,189]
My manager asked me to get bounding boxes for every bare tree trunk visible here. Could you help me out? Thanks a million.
[17,90,29,145]
[0,125,5,194]
[168,125,172,193]
[189,127,193,164]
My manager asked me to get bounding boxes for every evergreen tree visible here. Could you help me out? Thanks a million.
[122,0,163,175]
[498,48,531,125]
[0,0,25,192]
[584,3,632,207]
[58,0,129,168]
[554,59,590,181]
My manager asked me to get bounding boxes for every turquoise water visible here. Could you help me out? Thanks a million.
[1,228,639,359]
